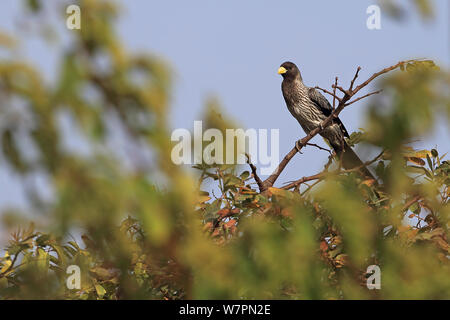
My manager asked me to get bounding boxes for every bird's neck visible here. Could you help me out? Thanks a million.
[282,78,309,107]
[284,77,307,91]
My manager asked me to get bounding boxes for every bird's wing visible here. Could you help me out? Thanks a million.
[308,87,350,138]
[307,87,333,116]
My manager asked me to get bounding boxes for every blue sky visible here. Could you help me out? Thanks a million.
[116,0,449,179]
[0,1,449,222]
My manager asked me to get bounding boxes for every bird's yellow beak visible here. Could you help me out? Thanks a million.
[278,66,287,75]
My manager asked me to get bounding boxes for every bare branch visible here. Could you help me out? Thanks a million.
[339,149,385,174]
[246,153,264,191]
[306,143,331,154]
[281,172,324,190]
[283,153,335,191]
[333,77,338,109]
[314,86,342,103]
[344,90,383,107]
[333,85,349,96]
[402,195,422,212]
[350,66,361,91]
[351,60,418,97]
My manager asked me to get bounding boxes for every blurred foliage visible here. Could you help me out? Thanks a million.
[0,0,449,299]
[379,0,435,20]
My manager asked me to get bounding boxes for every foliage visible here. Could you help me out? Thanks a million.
[0,0,449,299]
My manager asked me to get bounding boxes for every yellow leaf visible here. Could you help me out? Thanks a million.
[0,260,11,273]
[0,251,12,273]
[268,187,295,199]
[403,149,432,159]
[335,254,348,267]
[95,284,106,298]
[198,195,211,204]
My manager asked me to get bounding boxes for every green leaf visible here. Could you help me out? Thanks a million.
[36,248,49,271]
[347,131,365,146]
[431,149,438,158]
[239,171,250,180]
[426,154,433,171]
[406,165,432,178]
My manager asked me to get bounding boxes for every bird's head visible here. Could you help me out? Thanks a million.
[277,61,302,81]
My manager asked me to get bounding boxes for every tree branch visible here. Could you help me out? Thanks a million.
[281,172,324,190]
[246,153,264,191]
[339,149,385,174]
[314,86,342,103]
[306,143,331,154]
[402,195,422,212]
[344,90,383,107]
[349,66,361,91]
[333,77,338,109]
[255,60,410,192]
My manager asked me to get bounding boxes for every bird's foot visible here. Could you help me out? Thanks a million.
[295,140,303,153]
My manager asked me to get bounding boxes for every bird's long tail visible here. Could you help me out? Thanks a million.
[335,143,376,181]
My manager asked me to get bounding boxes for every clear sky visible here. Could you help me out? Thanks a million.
[0,0,449,216]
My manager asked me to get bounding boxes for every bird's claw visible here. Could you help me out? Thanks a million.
[295,140,303,153]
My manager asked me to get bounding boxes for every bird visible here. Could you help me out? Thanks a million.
[277,61,374,180]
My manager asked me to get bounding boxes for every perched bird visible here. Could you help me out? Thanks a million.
[278,61,374,180]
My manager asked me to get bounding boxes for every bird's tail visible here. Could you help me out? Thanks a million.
[335,143,376,181]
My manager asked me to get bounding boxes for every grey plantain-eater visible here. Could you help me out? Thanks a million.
[278,61,374,180]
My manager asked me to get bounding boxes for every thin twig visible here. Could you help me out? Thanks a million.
[344,90,383,107]
[333,85,349,96]
[402,195,422,212]
[350,66,361,91]
[315,86,342,103]
[245,153,264,191]
[333,77,338,109]
[283,153,335,191]
[300,179,322,196]
[306,143,331,154]
[282,172,324,190]
[339,149,386,174]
